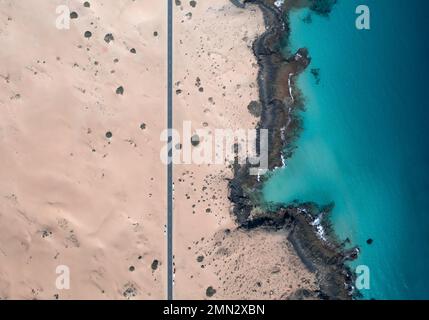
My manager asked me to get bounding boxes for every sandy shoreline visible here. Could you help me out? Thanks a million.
[172,0,321,300]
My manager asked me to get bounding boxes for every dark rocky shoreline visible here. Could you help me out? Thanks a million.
[228,0,359,300]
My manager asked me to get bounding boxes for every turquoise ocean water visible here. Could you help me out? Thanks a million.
[263,1,429,299]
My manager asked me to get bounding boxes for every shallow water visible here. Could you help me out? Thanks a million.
[263,0,429,299]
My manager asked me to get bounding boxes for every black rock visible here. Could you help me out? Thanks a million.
[247,101,262,117]
[151,259,159,271]
[191,134,200,146]
[104,33,114,43]
[206,286,216,297]
[116,86,124,95]
[230,0,246,9]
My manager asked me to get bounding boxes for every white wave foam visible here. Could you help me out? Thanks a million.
[274,0,285,8]
[311,215,327,241]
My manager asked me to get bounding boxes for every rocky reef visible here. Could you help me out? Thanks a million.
[228,0,359,299]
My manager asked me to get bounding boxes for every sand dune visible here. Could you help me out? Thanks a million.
[0,0,166,299]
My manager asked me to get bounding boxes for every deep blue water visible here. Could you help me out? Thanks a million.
[263,1,429,299]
